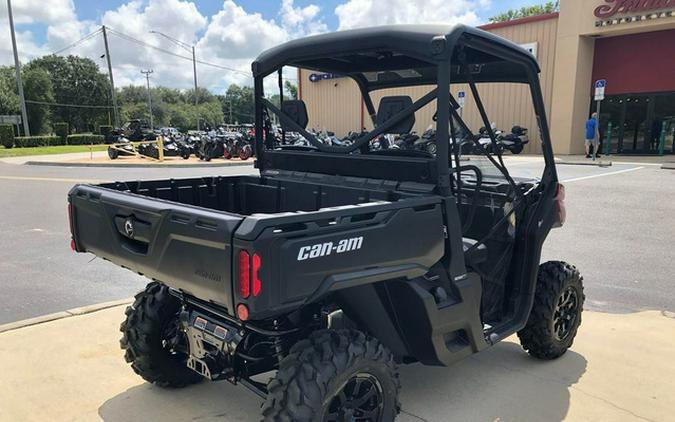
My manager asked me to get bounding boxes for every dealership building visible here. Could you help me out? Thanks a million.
[297,0,675,155]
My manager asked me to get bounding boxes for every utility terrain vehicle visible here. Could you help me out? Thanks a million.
[68,24,584,421]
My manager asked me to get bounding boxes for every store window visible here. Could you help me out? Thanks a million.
[591,91,675,154]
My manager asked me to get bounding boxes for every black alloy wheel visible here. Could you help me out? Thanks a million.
[324,373,385,422]
[553,286,579,341]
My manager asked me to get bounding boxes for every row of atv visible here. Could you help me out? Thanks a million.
[274,124,529,156]
[107,128,255,162]
[194,131,254,162]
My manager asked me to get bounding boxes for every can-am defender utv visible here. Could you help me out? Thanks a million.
[67,24,583,421]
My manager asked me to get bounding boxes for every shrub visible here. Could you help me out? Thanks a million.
[66,134,105,145]
[53,122,69,145]
[0,124,14,148]
[99,125,113,142]
[14,136,59,148]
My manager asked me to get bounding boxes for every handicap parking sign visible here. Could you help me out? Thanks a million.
[594,79,606,101]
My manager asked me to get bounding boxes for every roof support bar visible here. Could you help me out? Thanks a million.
[436,61,451,196]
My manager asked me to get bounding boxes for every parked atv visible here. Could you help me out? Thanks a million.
[196,135,227,161]
[69,25,583,422]
[500,125,530,154]
[107,137,135,159]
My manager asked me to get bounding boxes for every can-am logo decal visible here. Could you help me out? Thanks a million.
[297,237,364,261]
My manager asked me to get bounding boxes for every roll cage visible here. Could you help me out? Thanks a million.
[251,24,559,194]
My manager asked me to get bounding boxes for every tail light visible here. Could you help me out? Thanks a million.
[68,203,76,251]
[555,183,566,227]
[238,250,262,299]
[252,253,262,297]
[238,250,250,298]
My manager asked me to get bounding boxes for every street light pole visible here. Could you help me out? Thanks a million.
[141,70,154,130]
[7,0,30,136]
[149,31,199,131]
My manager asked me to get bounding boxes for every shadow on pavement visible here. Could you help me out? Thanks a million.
[98,341,586,422]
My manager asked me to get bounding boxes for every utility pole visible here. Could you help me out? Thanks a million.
[192,45,200,131]
[101,26,120,127]
[229,101,233,124]
[141,70,154,130]
[7,0,30,136]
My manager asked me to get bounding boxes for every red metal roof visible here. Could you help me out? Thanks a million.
[479,12,559,31]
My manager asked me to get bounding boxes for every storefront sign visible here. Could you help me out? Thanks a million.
[308,73,344,82]
[594,0,675,18]
[594,0,674,26]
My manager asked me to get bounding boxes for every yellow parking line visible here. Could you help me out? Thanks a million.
[0,175,106,184]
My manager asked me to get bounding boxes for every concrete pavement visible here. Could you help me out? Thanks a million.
[0,305,673,422]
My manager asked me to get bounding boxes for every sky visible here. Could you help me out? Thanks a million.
[1,0,538,94]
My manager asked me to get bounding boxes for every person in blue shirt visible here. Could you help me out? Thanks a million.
[585,112,599,159]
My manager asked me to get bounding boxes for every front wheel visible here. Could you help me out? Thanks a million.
[120,282,202,388]
[108,147,119,159]
[262,329,400,421]
[518,261,584,360]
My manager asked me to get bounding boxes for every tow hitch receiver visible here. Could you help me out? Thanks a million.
[180,310,242,380]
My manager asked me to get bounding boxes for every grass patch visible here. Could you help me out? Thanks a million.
[0,145,107,158]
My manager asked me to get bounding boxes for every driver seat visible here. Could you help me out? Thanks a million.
[376,96,415,134]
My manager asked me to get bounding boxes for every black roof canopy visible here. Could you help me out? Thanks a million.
[252,24,540,90]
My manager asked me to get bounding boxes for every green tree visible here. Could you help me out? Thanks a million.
[221,84,254,124]
[490,1,559,23]
[186,87,214,105]
[198,101,224,129]
[284,80,298,100]
[25,55,111,132]
[22,67,54,135]
[117,86,148,105]
[0,66,20,116]
[167,104,192,132]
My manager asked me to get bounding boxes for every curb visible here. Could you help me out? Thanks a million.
[24,160,255,168]
[556,160,612,167]
[662,163,675,170]
[0,298,132,334]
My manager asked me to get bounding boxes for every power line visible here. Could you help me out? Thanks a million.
[106,27,252,77]
[25,100,113,109]
[50,29,103,56]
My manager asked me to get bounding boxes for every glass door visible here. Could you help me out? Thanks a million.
[653,93,675,154]
[619,96,649,153]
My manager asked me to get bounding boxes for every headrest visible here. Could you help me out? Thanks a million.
[376,96,415,134]
[281,100,309,130]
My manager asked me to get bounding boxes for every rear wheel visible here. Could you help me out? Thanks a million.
[108,147,119,159]
[239,144,252,160]
[262,329,400,422]
[511,144,524,154]
[518,261,584,360]
[120,282,202,388]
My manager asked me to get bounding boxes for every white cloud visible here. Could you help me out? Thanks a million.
[0,0,77,25]
[196,0,324,92]
[334,0,489,30]
[279,0,327,36]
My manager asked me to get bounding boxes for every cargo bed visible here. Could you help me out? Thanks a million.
[68,174,444,316]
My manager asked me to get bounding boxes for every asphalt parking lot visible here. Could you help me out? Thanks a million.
[0,156,673,324]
